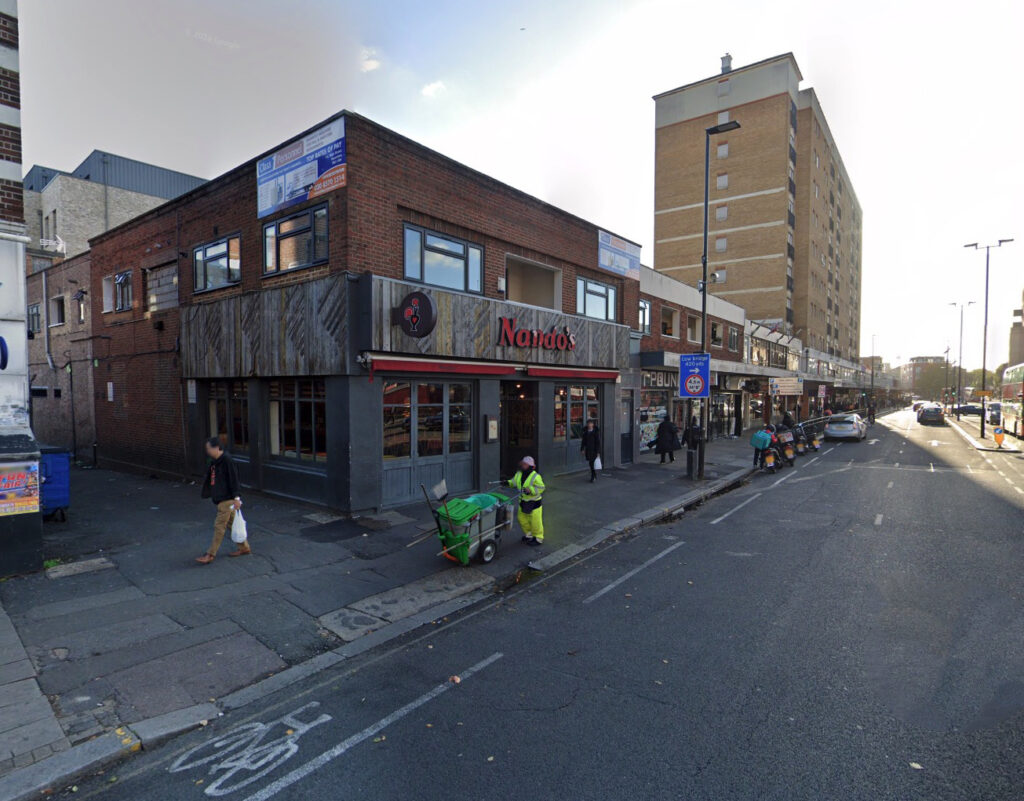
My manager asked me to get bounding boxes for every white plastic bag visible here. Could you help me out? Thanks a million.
[594,455,603,471]
[230,509,248,544]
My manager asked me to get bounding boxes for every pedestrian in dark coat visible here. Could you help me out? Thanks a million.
[655,418,680,464]
[580,420,601,482]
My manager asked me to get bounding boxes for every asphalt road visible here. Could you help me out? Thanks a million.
[55,409,1024,800]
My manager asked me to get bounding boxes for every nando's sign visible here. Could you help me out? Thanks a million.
[498,317,577,351]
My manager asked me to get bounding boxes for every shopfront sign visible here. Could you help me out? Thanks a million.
[770,377,804,396]
[392,291,437,338]
[642,370,677,389]
[0,461,39,516]
[498,318,577,351]
[257,118,347,218]
[678,353,711,399]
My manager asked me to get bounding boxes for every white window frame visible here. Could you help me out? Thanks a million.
[715,237,727,253]
[687,314,701,344]
[638,299,651,335]
[576,277,617,322]
[716,142,729,159]
[716,173,728,190]
[715,205,728,222]
[661,306,680,339]
[114,271,132,312]
[48,295,65,327]
[717,111,729,124]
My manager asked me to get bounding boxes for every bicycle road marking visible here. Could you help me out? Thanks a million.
[583,540,688,604]
[240,652,504,801]
[169,702,332,797]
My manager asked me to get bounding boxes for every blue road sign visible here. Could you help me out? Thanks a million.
[679,353,711,399]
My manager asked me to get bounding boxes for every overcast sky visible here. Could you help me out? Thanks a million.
[19,0,1023,371]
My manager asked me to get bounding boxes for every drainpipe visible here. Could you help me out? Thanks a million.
[102,153,110,231]
[42,270,55,370]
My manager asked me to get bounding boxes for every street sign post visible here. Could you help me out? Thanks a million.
[817,385,827,399]
[679,353,711,399]
[994,427,1005,448]
[769,377,804,396]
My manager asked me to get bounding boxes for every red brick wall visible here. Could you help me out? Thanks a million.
[0,67,18,109]
[639,292,743,362]
[0,177,22,224]
[344,115,640,327]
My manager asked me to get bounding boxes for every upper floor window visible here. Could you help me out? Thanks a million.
[638,300,651,335]
[194,235,241,292]
[710,321,723,347]
[715,205,728,222]
[48,296,65,326]
[716,173,728,190]
[115,271,133,311]
[27,303,40,333]
[716,142,729,159]
[264,205,328,274]
[403,224,482,293]
[728,326,740,351]
[661,307,679,338]
[576,277,616,322]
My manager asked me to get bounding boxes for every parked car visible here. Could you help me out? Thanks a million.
[954,403,983,416]
[912,401,927,412]
[824,413,868,441]
[918,404,945,425]
[987,402,1002,425]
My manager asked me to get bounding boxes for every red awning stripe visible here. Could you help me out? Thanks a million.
[371,357,517,375]
[526,367,620,380]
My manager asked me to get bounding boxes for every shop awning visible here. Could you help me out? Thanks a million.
[526,366,620,380]
[369,355,517,377]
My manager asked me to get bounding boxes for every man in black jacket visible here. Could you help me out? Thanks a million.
[196,437,246,564]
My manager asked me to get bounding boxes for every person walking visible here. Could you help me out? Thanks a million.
[580,419,601,482]
[508,456,545,547]
[655,417,680,464]
[196,437,246,564]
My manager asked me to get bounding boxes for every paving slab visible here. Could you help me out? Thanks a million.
[34,613,183,662]
[3,716,67,761]
[0,730,136,801]
[319,608,389,642]
[129,702,220,748]
[21,587,145,623]
[0,662,33,686]
[347,568,494,623]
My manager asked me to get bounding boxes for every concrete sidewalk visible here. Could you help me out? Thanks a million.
[946,413,1021,452]
[0,435,758,794]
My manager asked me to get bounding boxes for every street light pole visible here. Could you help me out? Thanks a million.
[698,119,740,480]
[869,334,875,405]
[949,300,975,421]
[965,239,1013,437]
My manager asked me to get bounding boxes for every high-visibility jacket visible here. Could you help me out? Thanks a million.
[509,469,545,501]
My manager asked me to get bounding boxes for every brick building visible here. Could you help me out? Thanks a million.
[88,111,641,510]
[652,52,863,363]
[25,251,95,454]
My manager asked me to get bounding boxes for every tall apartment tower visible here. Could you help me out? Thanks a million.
[653,52,862,361]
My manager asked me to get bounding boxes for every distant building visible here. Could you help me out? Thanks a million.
[24,154,205,453]
[652,52,863,362]
[1010,290,1024,366]
[24,151,205,269]
[898,356,945,392]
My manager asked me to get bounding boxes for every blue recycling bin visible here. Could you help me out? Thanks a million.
[39,445,70,521]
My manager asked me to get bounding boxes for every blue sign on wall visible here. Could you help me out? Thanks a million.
[597,230,642,281]
[678,353,711,399]
[257,118,347,218]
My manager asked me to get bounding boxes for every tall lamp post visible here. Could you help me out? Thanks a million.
[949,300,975,421]
[965,239,1013,437]
[698,119,741,479]
[869,334,876,407]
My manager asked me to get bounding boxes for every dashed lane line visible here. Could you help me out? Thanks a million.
[710,492,764,525]
[583,540,688,604]
[874,514,883,526]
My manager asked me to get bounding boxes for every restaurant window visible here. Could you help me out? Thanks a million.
[382,380,473,459]
[264,205,328,274]
[403,224,483,294]
[576,277,617,322]
[554,386,567,441]
[114,271,132,311]
[195,235,241,291]
[269,378,327,462]
[638,300,651,335]
[566,385,600,440]
[208,380,250,453]
[27,303,40,334]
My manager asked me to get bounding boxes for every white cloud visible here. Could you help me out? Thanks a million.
[360,47,381,72]
[420,80,446,98]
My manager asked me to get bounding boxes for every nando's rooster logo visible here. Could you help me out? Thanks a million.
[391,291,437,338]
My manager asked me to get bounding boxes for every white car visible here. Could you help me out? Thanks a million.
[824,413,868,441]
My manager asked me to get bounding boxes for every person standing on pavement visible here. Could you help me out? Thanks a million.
[196,437,247,564]
[655,417,680,464]
[509,456,545,547]
[581,420,601,482]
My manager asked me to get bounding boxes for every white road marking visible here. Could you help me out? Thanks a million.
[710,492,764,525]
[1015,487,1024,495]
[240,652,504,801]
[967,464,974,474]
[823,447,835,455]
[874,514,883,526]
[1005,477,1014,486]
[583,540,688,604]
[886,481,894,489]
[930,463,935,473]
[998,470,1006,477]
[804,456,820,467]
[894,462,900,468]
[771,473,794,487]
